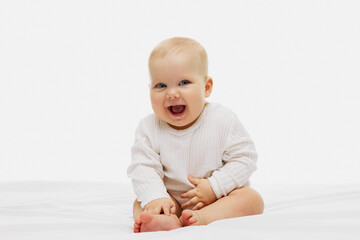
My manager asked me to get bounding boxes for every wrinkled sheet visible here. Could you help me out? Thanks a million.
[0,182,359,240]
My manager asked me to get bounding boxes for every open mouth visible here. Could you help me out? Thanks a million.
[167,105,186,115]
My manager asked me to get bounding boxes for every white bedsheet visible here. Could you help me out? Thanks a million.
[0,182,359,240]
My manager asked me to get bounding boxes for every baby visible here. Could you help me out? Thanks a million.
[127,37,264,233]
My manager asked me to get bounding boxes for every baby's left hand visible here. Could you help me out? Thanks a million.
[180,176,217,210]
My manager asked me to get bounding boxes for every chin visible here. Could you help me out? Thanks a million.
[170,120,197,130]
[167,121,185,129]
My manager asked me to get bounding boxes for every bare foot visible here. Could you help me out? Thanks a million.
[180,210,201,226]
[134,212,182,233]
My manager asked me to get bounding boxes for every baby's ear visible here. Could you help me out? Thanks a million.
[205,77,213,98]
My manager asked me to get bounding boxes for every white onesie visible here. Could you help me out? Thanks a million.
[127,102,257,208]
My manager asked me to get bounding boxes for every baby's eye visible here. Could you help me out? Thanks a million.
[179,80,190,86]
[155,83,167,88]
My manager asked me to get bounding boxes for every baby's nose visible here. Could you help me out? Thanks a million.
[166,89,180,100]
[167,93,180,100]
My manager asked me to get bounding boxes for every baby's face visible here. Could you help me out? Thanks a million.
[149,51,212,130]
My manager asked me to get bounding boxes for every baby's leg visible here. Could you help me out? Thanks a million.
[181,186,264,226]
[133,195,183,233]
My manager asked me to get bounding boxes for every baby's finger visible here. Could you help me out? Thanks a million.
[164,202,174,215]
[155,205,162,214]
[181,196,199,209]
[162,205,170,215]
[170,205,176,214]
[181,189,197,198]
[188,176,201,186]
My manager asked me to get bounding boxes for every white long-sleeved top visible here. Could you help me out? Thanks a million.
[127,102,257,208]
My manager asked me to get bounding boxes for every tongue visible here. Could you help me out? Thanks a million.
[172,105,185,114]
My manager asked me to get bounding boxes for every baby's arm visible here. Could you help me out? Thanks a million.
[128,116,170,208]
[207,112,257,200]
[180,176,217,210]
[182,109,257,210]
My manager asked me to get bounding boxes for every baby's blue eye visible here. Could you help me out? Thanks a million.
[179,80,190,86]
[155,83,167,88]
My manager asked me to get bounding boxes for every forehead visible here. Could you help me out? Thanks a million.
[149,50,201,76]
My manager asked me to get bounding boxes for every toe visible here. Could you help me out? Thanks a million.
[135,217,141,224]
[134,223,140,233]
[189,216,197,225]
[180,210,193,226]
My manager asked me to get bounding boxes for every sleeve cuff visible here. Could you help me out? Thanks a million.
[208,175,227,199]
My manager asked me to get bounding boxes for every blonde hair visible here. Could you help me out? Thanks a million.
[149,37,208,77]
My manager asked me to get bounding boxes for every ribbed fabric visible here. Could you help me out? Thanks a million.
[127,102,258,208]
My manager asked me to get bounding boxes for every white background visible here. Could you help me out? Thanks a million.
[1,0,359,185]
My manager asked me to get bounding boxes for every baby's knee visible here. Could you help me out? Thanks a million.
[230,187,264,215]
[248,188,264,214]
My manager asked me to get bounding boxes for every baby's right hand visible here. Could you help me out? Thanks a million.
[144,198,176,215]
